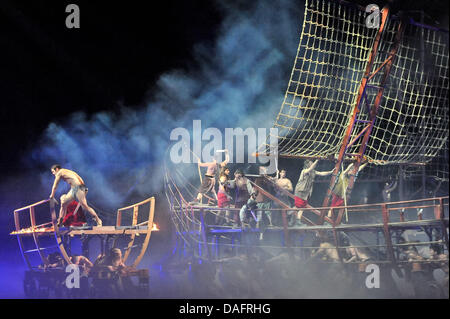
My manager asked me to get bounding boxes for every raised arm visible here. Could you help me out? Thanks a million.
[303,160,319,175]
[198,159,216,167]
[358,162,368,173]
[81,256,94,268]
[220,149,230,167]
[342,161,367,176]
[316,169,334,176]
[386,180,398,192]
[343,163,354,176]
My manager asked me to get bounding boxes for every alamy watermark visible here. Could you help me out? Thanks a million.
[169,120,278,174]
[365,4,380,29]
[65,4,80,29]
[365,264,380,289]
[65,264,80,289]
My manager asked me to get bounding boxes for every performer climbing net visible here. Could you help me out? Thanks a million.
[262,0,448,181]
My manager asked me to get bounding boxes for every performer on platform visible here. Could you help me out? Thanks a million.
[238,167,273,234]
[275,169,293,197]
[254,166,274,229]
[328,161,368,217]
[382,177,398,202]
[293,160,333,226]
[227,169,254,227]
[191,149,229,204]
[49,164,102,226]
[272,169,293,226]
[216,173,233,225]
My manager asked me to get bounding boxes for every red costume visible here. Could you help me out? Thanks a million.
[294,196,308,208]
[331,194,344,207]
[217,191,230,208]
[62,200,86,226]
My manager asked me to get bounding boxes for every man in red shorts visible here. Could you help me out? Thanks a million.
[216,173,233,225]
[328,161,368,217]
[293,160,333,226]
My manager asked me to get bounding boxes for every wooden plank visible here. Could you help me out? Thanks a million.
[123,205,139,263]
[14,210,32,269]
[248,179,315,226]
[30,207,47,265]
[14,199,50,213]
[133,197,156,268]
[199,208,210,260]
[438,198,449,251]
[322,7,390,210]
[118,197,153,212]
[262,176,334,225]
[116,210,122,227]
[248,180,293,247]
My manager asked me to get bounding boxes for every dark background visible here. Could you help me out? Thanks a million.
[0,0,448,176]
[0,0,223,175]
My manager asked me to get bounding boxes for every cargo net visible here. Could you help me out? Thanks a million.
[358,139,449,184]
[260,0,448,182]
[347,17,449,181]
[265,0,378,158]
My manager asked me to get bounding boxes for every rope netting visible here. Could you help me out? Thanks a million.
[267,0,379,158]
[260,0,448,181]
[348,16,449,168]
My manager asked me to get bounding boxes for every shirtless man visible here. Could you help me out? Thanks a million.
[310,241,340,262]
[192,150,229,204]
[71,255,94,276]
[275,169,293,194]
[49,164,102,226]
[271,169,293,226]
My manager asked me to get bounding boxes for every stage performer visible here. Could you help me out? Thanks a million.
[271,169,293,226]
[216,173,233,225]
[49,164,102,226]
[328,161,368,217]
[226,169,254,227]
[382,177,397,202]
[293,160,333,226]
[191,150,229,204]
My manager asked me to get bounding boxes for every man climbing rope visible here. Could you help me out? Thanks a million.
[328,161,368,219]
[293,160,334,226]
[49,164,102,226]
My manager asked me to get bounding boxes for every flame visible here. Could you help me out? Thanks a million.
[10,226,54,235]
[11,223,159,234]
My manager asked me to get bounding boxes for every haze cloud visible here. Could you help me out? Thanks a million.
[26,0,303,209]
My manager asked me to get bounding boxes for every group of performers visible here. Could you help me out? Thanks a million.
[190,151,370,230]
[38,247,142,298]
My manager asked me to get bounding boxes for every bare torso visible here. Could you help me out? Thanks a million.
[276,178,292,191]
[57,169,85,187]
[315,242,339,261]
